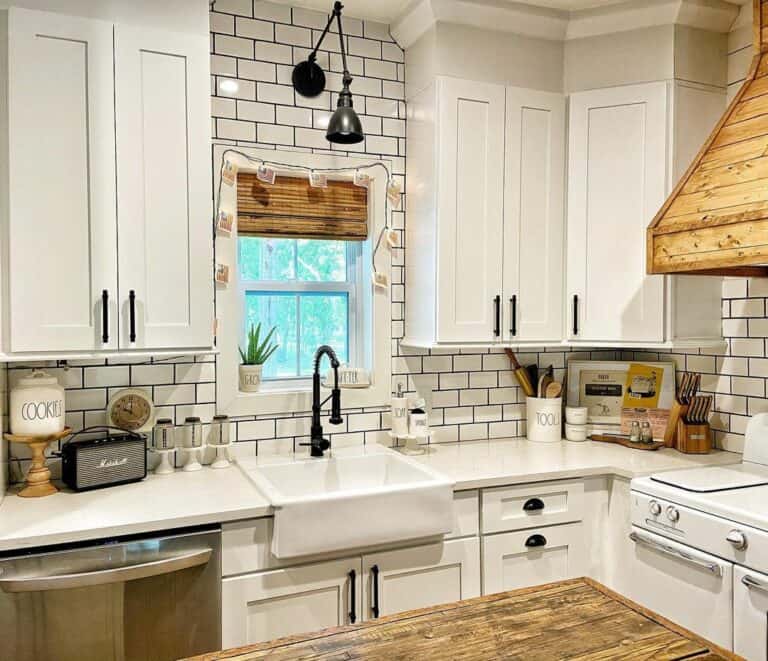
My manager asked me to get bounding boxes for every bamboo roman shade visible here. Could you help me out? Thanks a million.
[237,173,369,240]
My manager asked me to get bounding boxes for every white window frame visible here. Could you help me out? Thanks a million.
[216,146,392,416]
[238,239,364,387]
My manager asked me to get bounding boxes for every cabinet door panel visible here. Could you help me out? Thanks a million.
[436,78,505,343]
[7,9,117,352]
[221,558,361,648]
[567,82,667,343]
[504,88,565,342]
[482,523,585,595]
[115,25,213,350]
[362,537,480,620]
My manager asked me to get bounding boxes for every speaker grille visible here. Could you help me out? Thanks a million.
[73,439,145,489]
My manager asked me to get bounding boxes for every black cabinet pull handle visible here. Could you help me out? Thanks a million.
[371,564,380,618]
[101,290,109,344]
[523,497,545,512]
[129,290,137,343]
[525,534,547,548]
[493,295,501,337]
[572,294,579,336]
[348,569,357,624]
[510,295,517,337]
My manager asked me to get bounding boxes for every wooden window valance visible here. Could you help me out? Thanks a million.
[237,173,369,241]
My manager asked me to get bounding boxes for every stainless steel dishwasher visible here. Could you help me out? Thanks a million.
[0,527,221,661]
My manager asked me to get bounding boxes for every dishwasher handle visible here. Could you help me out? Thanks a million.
[629,531,722,577]
[742,574,768,595]
[0,548,211,593]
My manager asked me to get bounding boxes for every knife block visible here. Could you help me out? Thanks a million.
[675,420,712,454]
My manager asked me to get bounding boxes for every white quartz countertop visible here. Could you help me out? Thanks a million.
[0,438,740,552]
[0,466,271,552]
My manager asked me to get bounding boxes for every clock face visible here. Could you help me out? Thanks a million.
[108,390,154,431]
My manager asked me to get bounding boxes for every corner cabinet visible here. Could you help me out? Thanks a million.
[566,81,723,347]
[0,8,213,356]
[405,76,565,347]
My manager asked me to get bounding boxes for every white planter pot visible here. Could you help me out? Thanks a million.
[239,364,263,392]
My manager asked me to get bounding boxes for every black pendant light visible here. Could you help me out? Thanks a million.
[291,2,364,145]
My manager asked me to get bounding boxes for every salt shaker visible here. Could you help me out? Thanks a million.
[640,421,653,444]
[629,421,641,443]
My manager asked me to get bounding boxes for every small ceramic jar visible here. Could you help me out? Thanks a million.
[565,406,588,425]
[565,423,588,442]
[10,370,65,436]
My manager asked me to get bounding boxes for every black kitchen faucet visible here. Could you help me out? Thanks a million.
[302,345,343,457]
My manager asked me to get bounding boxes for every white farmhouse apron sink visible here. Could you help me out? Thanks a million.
[239,446,455,558]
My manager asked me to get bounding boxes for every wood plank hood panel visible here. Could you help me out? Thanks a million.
[647,0,768,277]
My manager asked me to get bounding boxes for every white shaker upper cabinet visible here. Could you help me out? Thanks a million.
[435,78,505,343]
[503,87,565,343]
[6,8,118,352]
[114,25,213,350]
[567,82,668,344]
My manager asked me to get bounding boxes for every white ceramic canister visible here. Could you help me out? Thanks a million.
[565,406,589,425]
[565,423,588,442]
[526,397,562,443]
[10,370,66,436]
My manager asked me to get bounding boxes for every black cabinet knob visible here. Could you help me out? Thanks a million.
[525,534,547,548]
[523,497,545,512]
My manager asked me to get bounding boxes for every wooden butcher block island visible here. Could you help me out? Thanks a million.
[192,578,736,660]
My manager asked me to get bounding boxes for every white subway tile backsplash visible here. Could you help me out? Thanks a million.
[275,23,312,47]
[237,100,275,123]
[214,34,254,58]
[214,0,253,17]
[235,16,274,40]
[131,365,175,386]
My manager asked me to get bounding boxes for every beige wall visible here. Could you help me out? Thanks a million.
[727,1,754,102]
[406,22,563,98]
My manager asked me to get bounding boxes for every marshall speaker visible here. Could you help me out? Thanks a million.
[61,427,147,492]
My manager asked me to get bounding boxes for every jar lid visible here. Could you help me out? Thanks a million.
[17,370,59,387]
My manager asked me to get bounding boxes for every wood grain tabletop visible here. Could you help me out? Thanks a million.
[191,577,738,660]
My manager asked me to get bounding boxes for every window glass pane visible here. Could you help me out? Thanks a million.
[244,292,298,379]
[239,237,295,281]
[296,239,347,282]
[299,293,348,375]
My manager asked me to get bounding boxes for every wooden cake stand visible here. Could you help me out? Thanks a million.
[4,428,72,497]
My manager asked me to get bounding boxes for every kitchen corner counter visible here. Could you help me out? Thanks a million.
[0,467,272,552]
[0,437,739,553]
[406,438,740,490]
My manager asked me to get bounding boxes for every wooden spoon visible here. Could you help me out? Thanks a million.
[545,381,562,399]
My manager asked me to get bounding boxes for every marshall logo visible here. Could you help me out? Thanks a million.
[99,456,128,469]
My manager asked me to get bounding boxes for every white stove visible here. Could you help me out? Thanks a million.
[629,414,768,660]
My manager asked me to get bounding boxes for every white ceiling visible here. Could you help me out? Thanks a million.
[273,0,745,24]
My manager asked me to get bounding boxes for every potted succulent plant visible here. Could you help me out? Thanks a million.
[239,323,279,392]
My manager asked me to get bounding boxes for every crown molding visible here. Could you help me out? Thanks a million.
[391,0,739,48]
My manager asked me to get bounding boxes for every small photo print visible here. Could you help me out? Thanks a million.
[215,263,230,284]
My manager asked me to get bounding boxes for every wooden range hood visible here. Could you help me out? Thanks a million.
[647,0,768,277]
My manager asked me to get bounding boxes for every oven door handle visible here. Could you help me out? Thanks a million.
[629,531,723,577]
[0,548,211,593]
[742,574,768,595]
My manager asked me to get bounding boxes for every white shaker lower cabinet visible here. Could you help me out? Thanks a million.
[734,565,768,661]
[482,523,586,594]
[221,557,361,648]
[114,24,213,350]
[361,538,481,619]
[566,81,723,346]
[3,8,118,352]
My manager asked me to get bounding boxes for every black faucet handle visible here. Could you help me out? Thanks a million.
[329,389,343,425]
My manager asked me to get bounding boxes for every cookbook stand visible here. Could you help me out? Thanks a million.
[3,428,72,497]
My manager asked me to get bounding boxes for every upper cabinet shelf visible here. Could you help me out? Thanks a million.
[404,75,725,350]
[0,8,214,358]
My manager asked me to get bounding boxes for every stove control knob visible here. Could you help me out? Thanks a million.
[726,529,748,551]
[649,500,662,516]
[666,506,680,523]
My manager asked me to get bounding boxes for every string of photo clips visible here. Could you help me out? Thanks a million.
[214,148,401,289]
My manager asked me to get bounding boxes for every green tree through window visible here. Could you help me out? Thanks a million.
[239,237,359,380]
